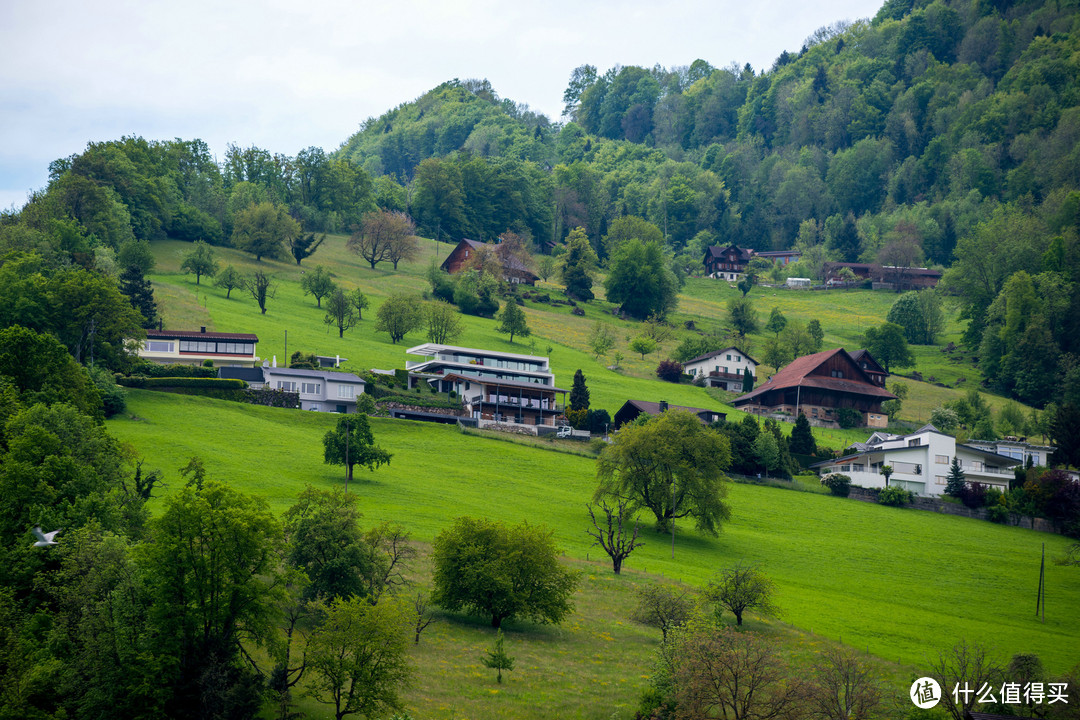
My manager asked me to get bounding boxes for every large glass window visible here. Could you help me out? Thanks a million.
[277,381,296,392]
[145,340,174,353]
[301,382,321,395]
[337,385,355,399]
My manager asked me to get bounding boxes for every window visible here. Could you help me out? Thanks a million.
[277,381,296,392]
[1026,452,1040,465]
[853,463,864,472]
[301,382,321,395]
[145,340,174,353]
[337,385,355,399]
[908,439,921,447]
[831,369,845,378]
[935,455,949,464]
[308,404,320,411]
[726,354,732,361]
[970,460,983,471]
[841,465,850,472]
[935,475,947,485]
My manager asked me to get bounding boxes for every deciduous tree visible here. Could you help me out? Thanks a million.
[496,300,530,343]
[704,562,779,626]
[862,322,914,372]
[232,201,300,261]
[301,265,336,308]
[214,264,243,299]
[348,210,415,269]
[324,289,358,338]
[246,270,276,314]
[604,238,678,319]
[585,496,643,574]
[424,300,464,344]
[290,232,325,266]
[322,414,392,484]
[560,227,598,301]
[630,584,692,642]
[180,240,218,285]
[374,294,422,344]
[727,296,759,337]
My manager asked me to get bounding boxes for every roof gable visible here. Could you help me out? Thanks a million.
[733,348,896,404]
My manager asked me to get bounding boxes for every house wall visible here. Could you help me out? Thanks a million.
[684,352,757,380]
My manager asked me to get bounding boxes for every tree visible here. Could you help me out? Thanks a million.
[727,296,759,337]
[781,322,816,359]
[880,464,894,487]
[754,432,781,478]
[604,238,678,319]
[945,457,966,497]
[560,227,599,301]
[301,265,336,308]
[118,263,158,328]
[588,321,615,360]
[674,626,805,720]
[1050,403,1080,468]
[657,359,683,382]
[246,270,276,314]
[570,369,590,411]
[742,366,755,392]
[630,584,693,642]
[0,325,105,420]
[807,319,824,351]
[307,596,414,720]
[214,264,243,299]
[481,629,515,684]
[537,255,557,282]
[424,300,464,344]
[766,307,787,337]
[595,409,732,535]
[887,289,944,345]
[630,335,658,359]
[930,639,1002,720]
[374,293,422,344]
[142,479,283,718]
[290,232,325,265]
[705,563,779,626]
[430,516,579,629]
[789,413,816,455]
[496,300,530,343]
[386,226,420,270]
[348,210,415,269]
[862,322,914,372]
[232,201,300,261]
[762,337,793,371]
[351,289,370,320]
[283,486,371,602]
[805,647,885,720]
[180,240,218,285]
[585,496,643,574]
[322,414,392,484]
[324,289,358,338]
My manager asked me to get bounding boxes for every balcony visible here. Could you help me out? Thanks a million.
[475,396,564,413]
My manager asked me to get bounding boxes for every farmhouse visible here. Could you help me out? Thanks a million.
[848,349,889,388]
[139,327,259,367]
[613,400,726,429]
[822,261,942,290]
[405,343,563,429]
[732,348,895,428]
[441,238,538,285]
[682,347,758,391]
[813,424,1022,497]
[703,244,753,280]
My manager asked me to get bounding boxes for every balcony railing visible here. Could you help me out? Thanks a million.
[474,396,564,413]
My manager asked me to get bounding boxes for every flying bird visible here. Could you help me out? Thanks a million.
[31,525,61,547]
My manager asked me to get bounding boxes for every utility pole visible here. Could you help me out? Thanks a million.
[344,417,349,494]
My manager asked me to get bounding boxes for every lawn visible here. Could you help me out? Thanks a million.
[109,389,1080,700]
[148,236,1030,456]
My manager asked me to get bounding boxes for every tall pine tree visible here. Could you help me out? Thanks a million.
[119,264,158,329]
[570,369,590,411]
[945,457,966,497]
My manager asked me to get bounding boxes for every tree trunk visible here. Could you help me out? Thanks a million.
[491,614,502,628]
[612,557,622,574]
[338,326,344,338]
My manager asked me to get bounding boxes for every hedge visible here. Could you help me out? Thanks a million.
[128,363,217,379]
[118,377,248,390]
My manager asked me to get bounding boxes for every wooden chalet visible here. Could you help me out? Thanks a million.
[849,349,888,387]
[613,400,726,429]
[703,244,753,280]
[441,238,538,285]
[822,261,942,290]
[732,349,896,428]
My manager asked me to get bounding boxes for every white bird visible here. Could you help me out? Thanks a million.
[31,525,61,547]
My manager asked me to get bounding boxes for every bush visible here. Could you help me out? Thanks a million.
[835,407,862,428]
[117,376,247,390]
[821,473,852,497]
[959,482,989,509]
[656,359,683,383]
[877,486,913,506]
[130,363,217,379]
[986,504,1009,523]
[585,408,612,434]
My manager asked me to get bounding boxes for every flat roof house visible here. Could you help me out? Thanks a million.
[812,424,1022,497]
[139,327,259,367]
[262,366,366,414]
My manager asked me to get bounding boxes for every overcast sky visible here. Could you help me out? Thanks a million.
[0,0,884,212]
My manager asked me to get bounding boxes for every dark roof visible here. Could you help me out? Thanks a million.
[218,367,265,382]
[440,373,566,393]
[733,349,897,405]
[704,244,753,261]
[263,366,365,383]
[849,349,887,375]
[684,347,759,366]
[619,400,726,419]
[755,250,801,257]
[148,329,258,342]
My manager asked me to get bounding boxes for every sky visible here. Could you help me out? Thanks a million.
[0,0,885,212]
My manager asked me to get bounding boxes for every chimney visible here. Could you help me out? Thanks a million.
[272,355,277,368]
[659,400,669,413]
[200,326,206,333]
[336,354,340,368]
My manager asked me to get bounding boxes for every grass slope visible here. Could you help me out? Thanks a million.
[149,236,1031,454]
[110,390,1080,686]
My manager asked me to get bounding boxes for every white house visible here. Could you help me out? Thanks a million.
[139,328,259,367]
[965,437,1054,468]
[261,366,366,413]
[812,424,1023,497]
[682,347,758,392]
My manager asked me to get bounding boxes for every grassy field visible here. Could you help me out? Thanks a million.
[146,236,1033,454]
[109,390,1080,705]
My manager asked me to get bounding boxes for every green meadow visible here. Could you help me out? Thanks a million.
[146,235,1031,454]
[110,391,1080,689]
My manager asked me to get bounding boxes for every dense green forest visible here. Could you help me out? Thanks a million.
[3,0,1080,409]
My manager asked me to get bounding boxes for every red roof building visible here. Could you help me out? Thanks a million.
[732,348,896,428]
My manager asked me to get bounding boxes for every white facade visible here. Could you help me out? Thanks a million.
[405,343,554,387]
[139,329,259,367]
[815,425,1021,497]
[683,347,757,380]
[262,367,365,413]
[965,438,1054,468]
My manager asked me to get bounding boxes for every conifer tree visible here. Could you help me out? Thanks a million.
[945,457,966,497]
[570,369,590,411]
[481,629,515,683]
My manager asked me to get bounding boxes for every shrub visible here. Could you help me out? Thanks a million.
[117,376,247,390]
[986,505,1009,523]
[821,473,852,497]
[958,482,990,509]
[877,486,913,506]
[656,359,683,383]
[130,363,217,379]
[835,407,862,428]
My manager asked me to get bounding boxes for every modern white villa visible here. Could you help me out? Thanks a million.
[812,424,1023,496]
[404,343,565,428]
